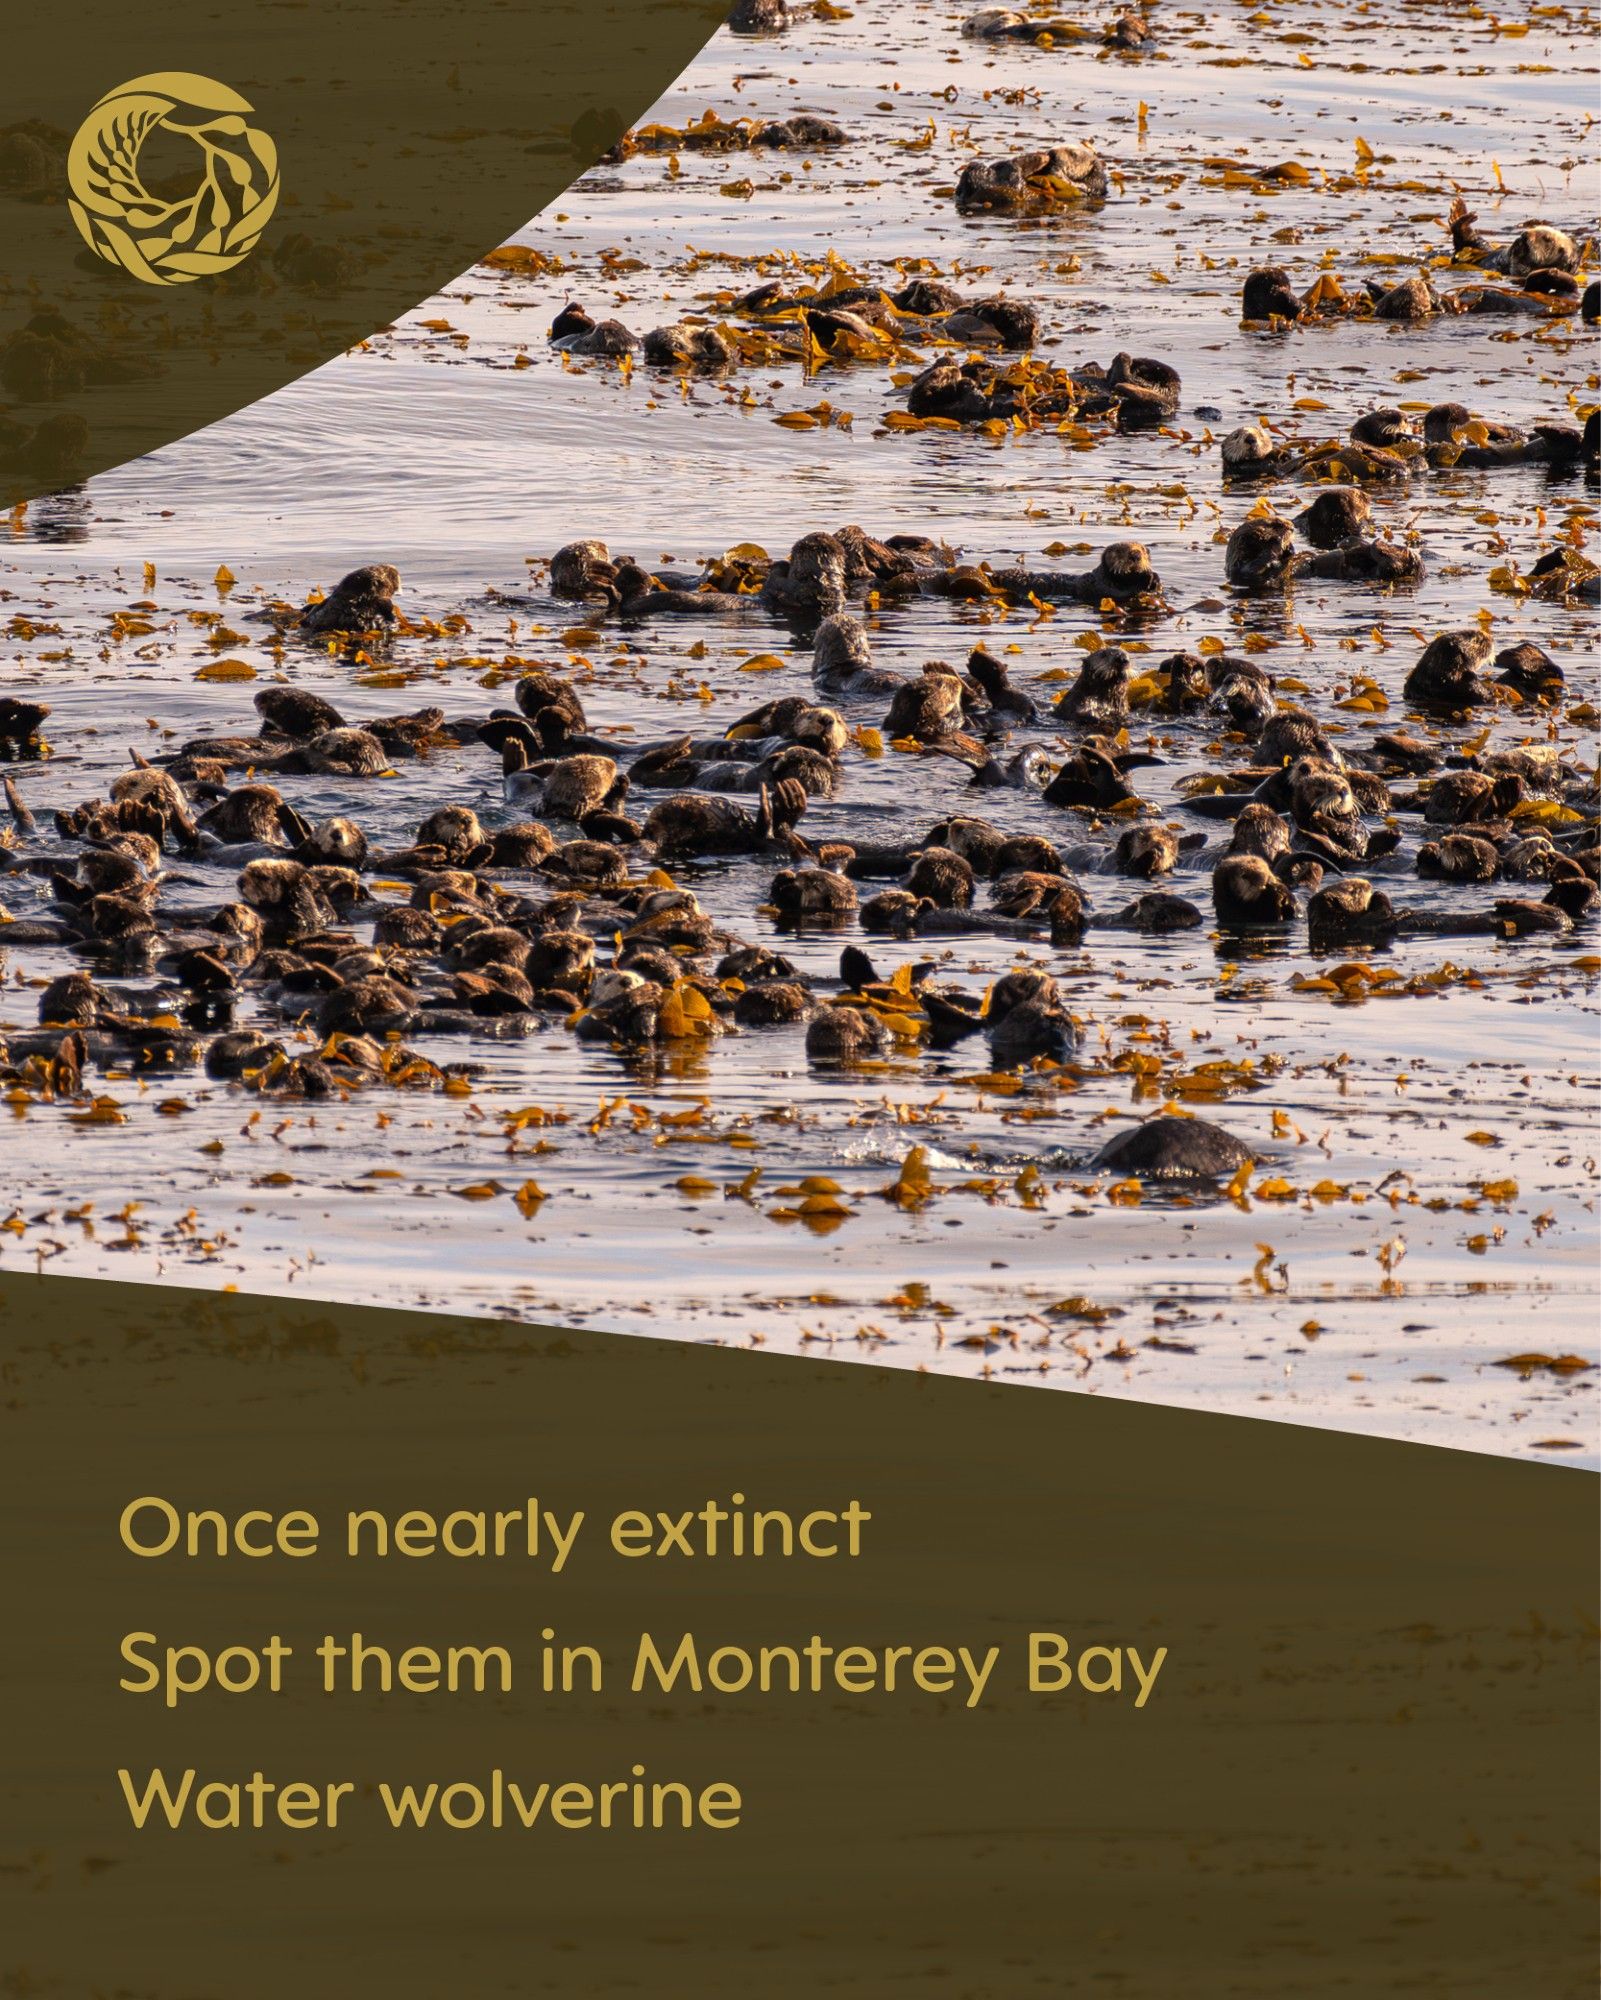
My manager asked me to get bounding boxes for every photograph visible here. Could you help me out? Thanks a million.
[2,0,1596,1466]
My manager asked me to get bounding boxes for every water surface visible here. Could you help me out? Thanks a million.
[2,0,1597,1459]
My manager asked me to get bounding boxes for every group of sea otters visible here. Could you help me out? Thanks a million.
[1,25,1595,1183]
[1,503,1593,1177]
[727,0,1149,51]
[550,152,1595,453]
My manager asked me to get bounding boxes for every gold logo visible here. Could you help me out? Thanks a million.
[66,71,279,286]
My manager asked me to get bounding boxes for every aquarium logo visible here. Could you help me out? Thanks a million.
[66,72,279,286]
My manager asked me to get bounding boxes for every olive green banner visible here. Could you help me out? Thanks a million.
[0,0,725,503]
[0,1269,1595,1997]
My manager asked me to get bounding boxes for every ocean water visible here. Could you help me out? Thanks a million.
[1,0,1597,1459]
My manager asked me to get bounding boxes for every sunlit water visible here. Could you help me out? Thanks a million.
[2,0,1597,1459]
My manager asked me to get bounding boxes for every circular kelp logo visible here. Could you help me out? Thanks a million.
[66,71,279,286]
